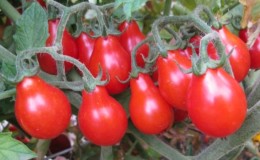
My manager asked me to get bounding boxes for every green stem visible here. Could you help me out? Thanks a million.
[0,0,21,22]
[0,89,16,100]
[36,139,51,160]
[100,146,113,160]
[163,0,172,16]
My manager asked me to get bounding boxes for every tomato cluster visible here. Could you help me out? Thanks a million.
[14,15,251,147]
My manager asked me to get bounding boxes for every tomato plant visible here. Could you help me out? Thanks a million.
[239,29,260,69]
[187,68,247,137]
[118,20,149,67]
[78,86,128,146]
[88,35,131,95]
[37,19,78,75]
[15,76,72,139]
[129,73,174,134]
[157,50,192,110]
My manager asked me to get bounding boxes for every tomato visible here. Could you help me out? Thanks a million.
[118,20,149,67]
[217,26,250,82]
[76,32,96,68]
[129,73,174,134]
[239,29,260,69]
[78,86,128,146]
[88,35,131,95]
[37,19,78,75]
[187,68,247,137]
[37,0,46,8]
[15,76,71,139]
[157,50,192,110]
[182,35,218,60]
[174,109,188,122]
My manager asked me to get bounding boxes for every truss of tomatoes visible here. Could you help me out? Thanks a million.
[14,20,249,146]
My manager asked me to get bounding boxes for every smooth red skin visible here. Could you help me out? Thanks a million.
[88,36,131,95]
[187,68,247,137]
[174,109,188,122]
[78,87,128,146]
[157,50,191,110]
[118,20,149,67]
[37,0,46,8]
[239,29,260,69]
[217,26,250,82]
[129,73,174,134]
[183,35,218,59]
[37,19,78,75]
[15,76,72,139]
[76,32,96,68]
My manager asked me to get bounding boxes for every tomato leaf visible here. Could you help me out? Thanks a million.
[115,0,147,20]
[128,123,189,160]
[13,2,48,53]
[0,132,36,160]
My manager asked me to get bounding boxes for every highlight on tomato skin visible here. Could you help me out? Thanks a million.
[78,86,128,146]
[187,68,247,138]
[15,76,72,139]
[129,73,174,135]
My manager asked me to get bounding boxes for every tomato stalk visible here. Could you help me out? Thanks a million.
[0,0,21,22]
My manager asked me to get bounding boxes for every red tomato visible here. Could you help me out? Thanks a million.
[217,26,250,82]
[37,19,78,75]
[118,20,149,67]
[239,29,260,69]
[182,35,218,59]
[15,76,71,139]
[37,0,46,8]
[129,73,174,134]
[88,35,131,95]
[76,32,96,68]
[78,86,128,146]
[157,50,192,110]
[174,109,188,122]
[187,68,247,137]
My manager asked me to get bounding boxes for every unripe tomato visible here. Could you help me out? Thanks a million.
[37,19,78,75]
[15,76,72,139]
[78,86,128,146]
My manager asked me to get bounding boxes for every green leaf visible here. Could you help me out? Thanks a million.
[128,123,189,160]
[13,2,48,53]
[115,0,147,20]
[0,132,36,160]
[1,62,16,79]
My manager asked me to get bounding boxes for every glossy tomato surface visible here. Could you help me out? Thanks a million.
[15,76,71,139]
[78,86,128,146]
[130,73,174,134]
[76,32,96,68]
[118,20,149,67]
[88,35,131,94]
[37,19,78,75]
[157,50,192,110]
[218,26,250,82]
[187,68,247,137]
[239,29,260,69]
